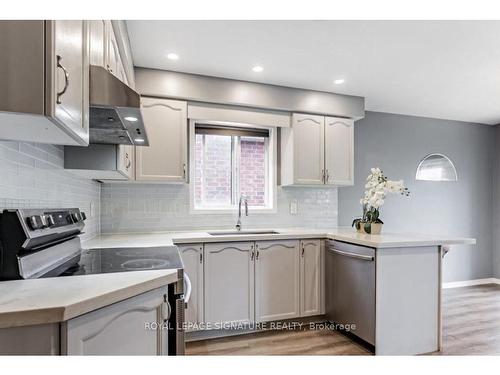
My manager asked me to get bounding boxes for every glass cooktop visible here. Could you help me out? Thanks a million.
[61,246,184,276]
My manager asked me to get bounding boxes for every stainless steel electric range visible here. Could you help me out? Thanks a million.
[0,208,187,355]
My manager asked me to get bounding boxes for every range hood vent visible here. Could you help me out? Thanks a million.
[89,65,149,146]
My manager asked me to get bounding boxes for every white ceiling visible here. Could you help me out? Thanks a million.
[127,20,500,125]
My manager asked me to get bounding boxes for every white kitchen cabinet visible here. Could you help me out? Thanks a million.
[50,20,89,143]
[255,240,300,322]
[136,97,188,182]
[299,239,324,317]
[178,244,204,331]
[0,20,89,146]
[89,20,106,68]
[281,113,354,186]
[204,242,255,326]
[325,116,354,185]
[64,143,134,181]
[118,144,135,180]
[281,114,325,185]
[105,20,119,78]
[61,287,169,355]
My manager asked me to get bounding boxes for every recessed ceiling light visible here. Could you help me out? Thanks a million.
[334,78,345,85]
[167,52,179,60]
[134,138,145,143]
[124,116,138,122]
[252,65,264,73]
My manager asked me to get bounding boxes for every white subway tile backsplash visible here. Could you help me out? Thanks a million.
[0,140,101,241]
[1,140,337,237]
[100,183,338,233]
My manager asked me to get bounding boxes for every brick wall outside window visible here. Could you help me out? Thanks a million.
[240,137,266,206]
[194,134,267,208]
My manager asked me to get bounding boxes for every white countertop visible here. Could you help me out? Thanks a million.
[0,269,179,329]
[1,227,474,329]
[84,227,476,250]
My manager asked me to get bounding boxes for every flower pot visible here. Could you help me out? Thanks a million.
[356,222,383,235]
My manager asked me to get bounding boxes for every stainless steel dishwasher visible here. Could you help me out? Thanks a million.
[325,240,376,346]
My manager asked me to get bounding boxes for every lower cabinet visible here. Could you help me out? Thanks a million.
[200,239,323,330]
[204,242,255,326]
[300,239,324,317]
[61,287,169,355]
[255,240,300,322]
[178,244,204,330]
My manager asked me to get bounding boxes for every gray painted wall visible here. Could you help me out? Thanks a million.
[492,128,500,278]
[338,111,494,283]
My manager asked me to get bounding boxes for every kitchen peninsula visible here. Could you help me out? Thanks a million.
[84,228,475,355]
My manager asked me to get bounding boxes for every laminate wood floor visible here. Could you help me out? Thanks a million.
[186,284,500,355]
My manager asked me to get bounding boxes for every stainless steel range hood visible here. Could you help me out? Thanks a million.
[89,65,149,146]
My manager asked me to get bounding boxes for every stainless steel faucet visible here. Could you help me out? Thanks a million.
[236,195,248,231]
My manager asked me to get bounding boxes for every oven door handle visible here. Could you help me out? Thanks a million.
[184,272,192,307]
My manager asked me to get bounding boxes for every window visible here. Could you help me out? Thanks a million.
[192,123,275,211]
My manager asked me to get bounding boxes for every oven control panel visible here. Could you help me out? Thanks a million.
[24,209,86,231]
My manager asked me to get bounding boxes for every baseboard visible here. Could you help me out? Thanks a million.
[442,278,500,289]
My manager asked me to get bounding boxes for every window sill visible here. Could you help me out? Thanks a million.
[190,206,277,215]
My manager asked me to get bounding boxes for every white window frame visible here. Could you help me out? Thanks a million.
[189,119,277,214]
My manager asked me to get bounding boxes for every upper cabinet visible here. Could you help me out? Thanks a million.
[0,20,89,146]
[136,97,188,183]
[290,114,325,185]
[88,20,106,68]
[281,113,354,186]
[105,21,128,85]
[324,116,354,185]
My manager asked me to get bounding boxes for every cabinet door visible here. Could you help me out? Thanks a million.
[255,240,300,322]
[62,287,169,355]
[325,116,354,186]
[105,21,119,77]
[136,97,188,182]
[117,144,134,180]
[49,20,89,145]
[89,20,106,67]
[300,239,323,317]
[204,242,254,326]
[178,244,204,331]
[292,113,325,185]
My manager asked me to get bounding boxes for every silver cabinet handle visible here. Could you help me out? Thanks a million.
[301,243,305,257]
[161,300,171,322]
[56,55,69,104]
[328,248,374,261]
[183,163,186,179]
[326,169,330,183]
[256,249,260,260]
[321,169,325,184]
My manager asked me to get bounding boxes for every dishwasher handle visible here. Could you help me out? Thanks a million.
[328,247,375,261]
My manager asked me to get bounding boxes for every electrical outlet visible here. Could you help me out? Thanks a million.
[290,199,298,215]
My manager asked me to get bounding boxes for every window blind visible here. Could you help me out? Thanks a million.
[195,124,269,138]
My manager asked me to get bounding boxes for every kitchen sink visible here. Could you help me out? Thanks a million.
[208,230,280,236]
